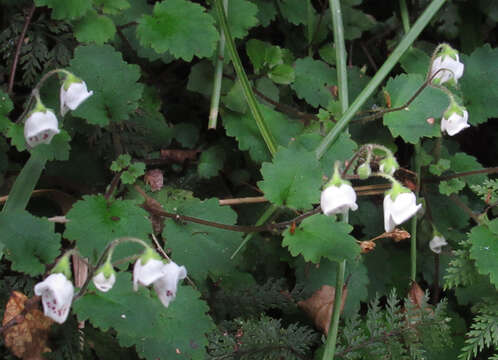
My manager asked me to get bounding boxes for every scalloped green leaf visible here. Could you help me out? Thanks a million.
[222,103,303,163]
[469,223,498,288]
[211,0,259,39]
[198,146,225,179]
[73,273,214,359]
[64,195,151,263]
[282,215,359,263]
[69,44,144,126]
[268,64,295,85]
[460,45,498,125]
[34,0,91,19]
[0,211,60,275]
[0,90,13,132]
[383,74,448,144]
[449,152,486,186]
[74,10,116,44]
[137,0,218,61]
[161,197,242,281]
[291,57,336,108]
[94,0,130,15]
[259,146,321,210]
[439,178,465,195]
[31,129,71,161]
[250,0,277,27]
[277,0,308,25]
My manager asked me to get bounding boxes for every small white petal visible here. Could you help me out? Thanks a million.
[429,236,447,254]
[133,258,166,291]
[320,184,358,216]
[92,272,116,292]
[430,55,464,85]
[34,273,74,324]
[60,81,93,116]
[153,262,187,308]
[441,110,470,136]
[383,192,422,232]
[24,110,60,148]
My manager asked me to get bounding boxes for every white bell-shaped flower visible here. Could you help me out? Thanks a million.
[430,45,464,85]
[92,261,116,292]
[379,156,399,176]
[34,273,74,324]
[153,261,187,307]
[320,184,358,216]
[133,257,167,291]
[383,185,422,232]
[60,76,93,116]
[429,235,447,254]
[441,108,470,136]
[24,109,60,148]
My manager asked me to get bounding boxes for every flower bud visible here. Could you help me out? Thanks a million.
[60,73,93,116]
[430,44,464,85]
[357,163,371,180]
[92,261,116,292]
[379,156,399,176]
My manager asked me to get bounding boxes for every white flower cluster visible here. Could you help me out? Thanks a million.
[34,251,186,324]
[429,44,470,136]
[24,73,93,148]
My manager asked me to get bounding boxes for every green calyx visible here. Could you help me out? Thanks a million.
[438,44,459,61]
[444,100,464,118]
[357,163,371,180]
[326,162,350,188]
[379,156,399,175]
[62,72,83,91]
[139,246,161,266]
[386,180,410,201]
[97,260,115,279]
[31,98,48,114]
[51,252,73,279]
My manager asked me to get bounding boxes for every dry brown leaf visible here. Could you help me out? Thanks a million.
[408,281,425,308]
[298,285,348,335]
[391,228,411,242]
[359,240,376,253]
[2,291,53,359]
[144,169,164,192]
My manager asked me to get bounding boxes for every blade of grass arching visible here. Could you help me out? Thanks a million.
[315,0,447,160]
[307,0,314,56]
[208,0,228,130]
[322,2,349,359]
[2,151,47,213]
[399,0,411,34]
[214,0,278,156]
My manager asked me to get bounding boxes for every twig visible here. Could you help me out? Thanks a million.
[425,166,498,182]
[219,196,267,206]
[449,194,481,224]
[104,171,123,201]
[360,42,378,71]
[8,3,36,94]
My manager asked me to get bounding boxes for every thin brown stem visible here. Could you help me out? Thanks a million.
[219,196,267,206]
[425,167,498,182]
[360,42,378,71]
[8,3,36,94]
[449,194,480,224]
[104,171,123,201]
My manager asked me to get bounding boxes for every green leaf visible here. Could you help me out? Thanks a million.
[74,10,116,44]
[383,74,448,143]
[64,195,151,263]
[198,146,225,179]
[429,158,451,176]
[259,146,321,210]
[449,152,486,186]
[399,47,430,76]
[250,0,277,27]
[6,122,26,152]
[111,154,132,172]
[34,0,91,20]
[268,64,295,85]
[439,178,466,195]
[282,215,359,263]
[319,43,336,66]
[31,130,71,161]
[460,44,498,125]
[0,211,60,275]
[222,104,303,163]
[340,0,376,40]
[469,223,498,288]
[246,39,283,74]
[137,0,218,61]
[277,0,308,25]
[69,45,144,126]
[291,57,336,108]
[0,89,13,132]
[295,258,369,318]
[212,0,258,39]
[173,123,199,149]
[73,273,214,359]
[161,197,242,281]
[222,79,247,113]
[93,0,130,14]
[121,162,145,184]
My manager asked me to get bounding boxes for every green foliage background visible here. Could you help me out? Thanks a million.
[0,0,497,359]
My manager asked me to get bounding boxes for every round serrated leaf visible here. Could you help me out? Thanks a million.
[74,10,116,44]
[282,215,359,263]
[259,146,321,210]
[0,212,61,275]
[64,195,151,263]
[73,273,214,359]
[383,74,448,144]
[34,0,91,20]
[469,224,498,288]
[137,0,218,61]
[69,45,144,126]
